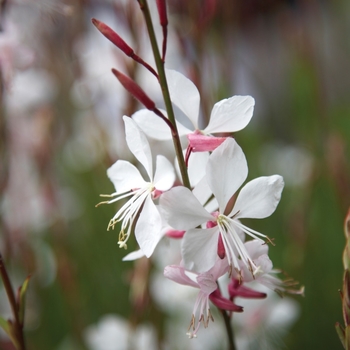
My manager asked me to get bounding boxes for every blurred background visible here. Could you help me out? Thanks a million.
[0,0,349,349]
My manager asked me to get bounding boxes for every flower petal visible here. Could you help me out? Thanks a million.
[153,155,175,191]
[181,227,220,273]
[122,249,145,261]
[244,239,269,260]
[206,138,248,212]
[160,187,213,230]
[231,175,284,219]
[107,160,147,193]
[135,196,162,257]
[165,69,200,129]
[132,109,190,140]
[123,115,153,180]
[187,133,226,152]
[164,265,198,288]
[203,96,255,134]
[186,151,209,187]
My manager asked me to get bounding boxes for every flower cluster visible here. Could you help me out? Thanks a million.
[93,5,303,340]
[96,68,303,338]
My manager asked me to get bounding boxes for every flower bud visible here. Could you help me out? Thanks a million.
[112,69,155,110]
[92,18,134,57]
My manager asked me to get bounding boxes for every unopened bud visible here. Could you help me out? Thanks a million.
[92,18,134,57]
[217,234,225,259]
[112,69,155,110]
[156,0,168,26]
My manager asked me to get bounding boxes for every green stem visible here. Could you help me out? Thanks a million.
[137,0,191,189]
[221,309,236,350]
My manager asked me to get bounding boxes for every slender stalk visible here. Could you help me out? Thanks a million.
[137,0,191,189]
[221,309,236,350]
[0,253,26,350]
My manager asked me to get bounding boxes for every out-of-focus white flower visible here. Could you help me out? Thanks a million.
[259,143,314,188]
[160,138,284,275]
[234,287,301,350]
[84,315,157,350]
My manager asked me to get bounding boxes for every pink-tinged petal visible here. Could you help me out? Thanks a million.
[244,240,269,260]
[164,265,198,288]
[187,133,226,152]
[182,227,220,273]
[160,187,213,230]
[203,95,255,134]
[206,138,248,212]
[208,258,229,280]
[107,160,147,193]
[196,273,217,295]
[228,279,266,299]
[153,155,175,191]
[209,290,244,312]
[231,175,284,219]
[135,196,162,257]
[165,229,185,239]
[122,249,145,261]
[123,116,153,180]
[165,69,200,129]
[132,109,190,140]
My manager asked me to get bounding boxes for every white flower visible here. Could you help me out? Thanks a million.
[132,69,255,153]
[160,138,284,275]
[97,116,175,258]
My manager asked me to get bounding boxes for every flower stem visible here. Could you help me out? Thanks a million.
[0,253,26,350]
[221,309,236,350]
[137,0,191,189]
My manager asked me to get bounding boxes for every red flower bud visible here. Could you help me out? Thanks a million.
[92,18,134,57]
[112,69,155,110]
[156,0,168,26]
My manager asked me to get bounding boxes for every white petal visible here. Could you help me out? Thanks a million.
[206,138,248,212]
[192,176,212,206]
[107,160,147,193]
[165,69,200,129]
[232,175,284,219]
[203,96,255,134]
[132,109,171,140]
[135,196,162,258]
[187,151,210,187]
[181,227,220,273]
[122,249,145,261]
[160,187,213,230]
[123,116,153,180]
[174,151,209,188]
[153,155,175,191]
[132,109,191,140]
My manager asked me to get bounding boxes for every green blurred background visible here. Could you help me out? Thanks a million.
[0,0,349,349]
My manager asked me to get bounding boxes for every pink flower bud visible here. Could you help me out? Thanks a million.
[209,289,243,312]
[112,69,155,110]
[217,234,226,259]
[156,0,168,26]
[92,18,134,57]
[228,278,267,299]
